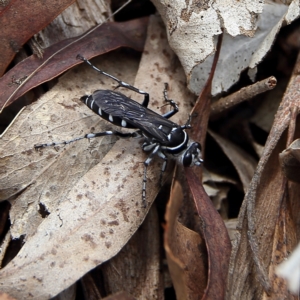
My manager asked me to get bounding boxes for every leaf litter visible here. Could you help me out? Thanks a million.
[0,17,148,109]
[151,0,299,96]
[1,1,300,299]
[0,0,76,76]
[0,15,197,299]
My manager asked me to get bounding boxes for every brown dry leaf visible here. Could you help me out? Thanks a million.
[279,138,300,183]
[188,33,223,182]
[208,130,257,192]
[101,207,163,299]
[80,272,101,299]
[185,168,231,300]
[227,49,300,299]
[102,291,135,300]
[262,191,298,300]
[0,17,148,109]
[162,33,231,299]
[53,284,76,300]
[0,15,196,299]
[164,180,207,300]
[0,0,75,76]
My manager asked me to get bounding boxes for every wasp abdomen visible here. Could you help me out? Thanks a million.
[81,91,136,129]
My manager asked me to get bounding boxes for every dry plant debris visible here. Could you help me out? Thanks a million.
[0,0,299,299]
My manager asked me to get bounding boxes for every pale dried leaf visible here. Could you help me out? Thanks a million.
[212,185,230,217]
[225,218,238,244]
[203,170,236,217]
[0,137,162,299]
[0,52,138,239]
[0,15,196,299]
[0,231,11,266]
[276,243,300,295]
[35,0,110,48]
[203,170,237,185]
[151,0,298,95]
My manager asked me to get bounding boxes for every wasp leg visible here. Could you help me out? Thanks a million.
[142,141,168,186]
[142,144,161,207]
[77,55,150,108]
[34,130,142,149]
[181,113,199,130]
[161,83,179,119]
[157,150,168,188]
[142,139,157,152]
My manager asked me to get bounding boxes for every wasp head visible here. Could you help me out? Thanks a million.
[182,142,203,167]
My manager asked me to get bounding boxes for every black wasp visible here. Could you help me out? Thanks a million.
[35,55,203,206]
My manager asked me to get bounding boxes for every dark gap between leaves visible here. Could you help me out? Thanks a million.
[1,235,25,268]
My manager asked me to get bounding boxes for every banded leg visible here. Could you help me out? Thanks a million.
[34,130,142,149]
[181,113,197,130]
[161,83,179,119]
[142,144,161,207]
[77,54,150,107]
[157,150,168,187]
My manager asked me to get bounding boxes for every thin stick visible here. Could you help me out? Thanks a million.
[210,76,277,117]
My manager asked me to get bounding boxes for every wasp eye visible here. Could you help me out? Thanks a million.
[183,152,192,166]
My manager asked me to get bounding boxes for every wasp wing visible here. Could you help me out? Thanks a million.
[93,90,178,143]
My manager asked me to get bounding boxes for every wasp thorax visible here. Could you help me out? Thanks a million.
[182,142,203,167]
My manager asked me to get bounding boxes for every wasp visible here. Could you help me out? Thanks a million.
[35,55,203,206]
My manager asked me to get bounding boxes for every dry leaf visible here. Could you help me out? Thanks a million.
[1,52,139,239]
[185,168,232,299]
[280,138,300,183]
[0,293,16,300]
[0,17,148,109]
[0,15,196,299]
[101,207,163,299]
[0,0,75,75]
[164,180,207,300]
[276,243,300,295]
[208,130,257,192]
[102,291,136,300]
[227,45,300,299]
[35,0,110,48]
[151,0,299,95]
[265,194,298,299]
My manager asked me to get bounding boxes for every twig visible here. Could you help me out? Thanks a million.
[210,76,277,117]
